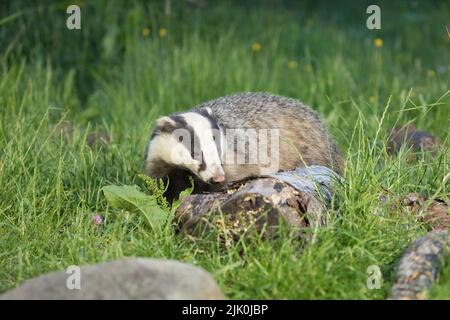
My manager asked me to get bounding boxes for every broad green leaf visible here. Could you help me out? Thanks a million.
[102,185,169,231]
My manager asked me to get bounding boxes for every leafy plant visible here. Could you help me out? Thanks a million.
[102,185,170,232]
[138,174,170,212]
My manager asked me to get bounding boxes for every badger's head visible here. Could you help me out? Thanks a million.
[145,107,226,185]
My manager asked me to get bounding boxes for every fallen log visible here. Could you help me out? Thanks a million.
[175,166,343,244]
[389,230,450,300]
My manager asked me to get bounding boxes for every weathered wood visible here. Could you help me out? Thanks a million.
[389,230,450,300]
[175,166,342,243]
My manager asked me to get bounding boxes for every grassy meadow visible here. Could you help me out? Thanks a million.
[0,0,449,299]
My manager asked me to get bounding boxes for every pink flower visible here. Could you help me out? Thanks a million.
[92,214,103,225]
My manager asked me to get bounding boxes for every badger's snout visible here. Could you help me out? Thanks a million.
[209,174,225,184]
[201,165,225,185]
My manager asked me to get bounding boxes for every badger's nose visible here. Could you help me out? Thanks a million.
[211,174,225,183]
[206,165,225,184]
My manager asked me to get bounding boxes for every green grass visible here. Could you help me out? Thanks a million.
[0,0,449,299]
[431,262,450,299]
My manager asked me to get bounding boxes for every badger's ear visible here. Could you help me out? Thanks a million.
[204,107,213,115]
[156,116,175,126]
[155,116,176,133]
[197,107,213,118]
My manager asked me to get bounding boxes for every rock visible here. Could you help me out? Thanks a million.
[389,231,450,300]
[387,124,442,157]
[423,199,450,231]
[51,121,74,140]
[86,131,112,148]
[0,258,225,300]
[50,121,112,148]
[400,193,450,231]
[374,191,450,231]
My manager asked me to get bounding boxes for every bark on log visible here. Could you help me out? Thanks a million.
[175,166,342,243]
[389,230,450,300]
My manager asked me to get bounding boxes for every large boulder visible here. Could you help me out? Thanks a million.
[0,258,225,300]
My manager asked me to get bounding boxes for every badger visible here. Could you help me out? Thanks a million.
[144,92,343,202]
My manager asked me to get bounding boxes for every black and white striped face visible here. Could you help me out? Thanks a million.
[145,107,226,184]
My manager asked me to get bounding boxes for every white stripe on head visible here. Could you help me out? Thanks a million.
[181,112,224,181]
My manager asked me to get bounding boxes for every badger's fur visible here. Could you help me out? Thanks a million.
[144,92,344,202]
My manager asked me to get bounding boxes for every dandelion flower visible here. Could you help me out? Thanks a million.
[369,96,376,104]
[142,27,150,37]
[304,64,313,73]
[251,42,262,53]
[159,28,167,38]
[427,69,436,77]
[288,60,298,69]
[374,38,383,48]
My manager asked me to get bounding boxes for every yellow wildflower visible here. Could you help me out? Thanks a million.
[427,69,436,77]
[369,96,376,104]
[251,42,262,53]
[288,60,298,69]
[304,64,313,73]
[159,28,167,38]
[142,27,150,37]
[374,38,383,48]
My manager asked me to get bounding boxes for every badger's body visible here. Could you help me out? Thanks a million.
[144,92,343,202]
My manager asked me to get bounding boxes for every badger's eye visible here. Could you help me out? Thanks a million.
[178,136,183,142]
